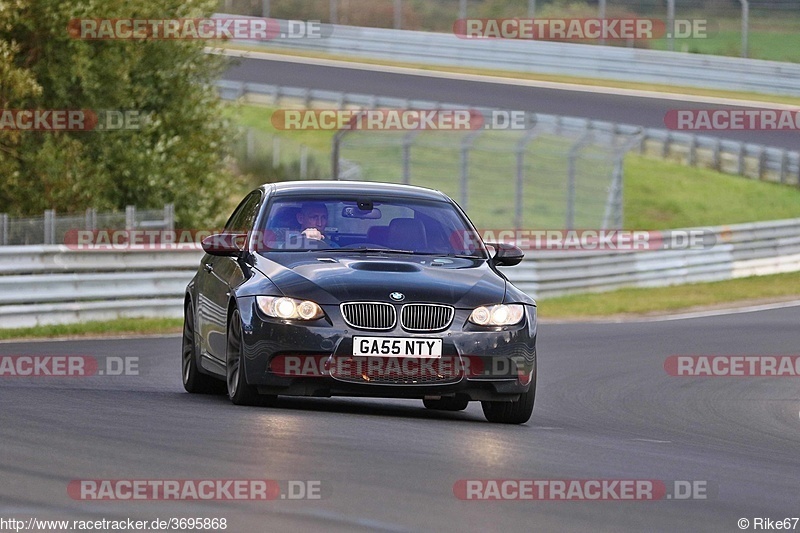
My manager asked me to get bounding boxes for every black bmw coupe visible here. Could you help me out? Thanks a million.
[182,181,537,424]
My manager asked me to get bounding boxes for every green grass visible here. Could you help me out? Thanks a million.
[624,154,800,229]
[0,318,183,341]
[537,272,800,319]
[231,103,800,230]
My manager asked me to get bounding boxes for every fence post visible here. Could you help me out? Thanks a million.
[394,0,402,29]
[740,0,749,58]
[0,213,7,246]
[666,0,675,52]
[329,0,338,24]
[165,204,175,231]
[272,136,281,168]
[736,143,745,175]
[780,150,788,184]
[44,209,56,245]
[246,128,255,160]
[527,0,536,18]
[85,208,97,231]
[458,129,483,211]
[566,127,592,230]
[687,134,697,167]
[598,0,606,45]
[300,145,308,179]
[262,0,270,18]
[514,127,539,231]
[459,0,467,19]
[125,205,135,231]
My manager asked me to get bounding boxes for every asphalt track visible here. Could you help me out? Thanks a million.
[2,305,798,532]
[221,54,800,151]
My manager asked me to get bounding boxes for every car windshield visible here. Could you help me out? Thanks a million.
[256,196,487,257]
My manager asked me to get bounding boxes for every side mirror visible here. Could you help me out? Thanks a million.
[487,242,524,267]
[201,233,246,256]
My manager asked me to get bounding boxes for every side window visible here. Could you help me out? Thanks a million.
[224,191,262,233]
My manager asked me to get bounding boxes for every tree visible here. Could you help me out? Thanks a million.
[0,0,237,226]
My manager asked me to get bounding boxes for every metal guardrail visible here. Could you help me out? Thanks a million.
[0,246,202,328]
[216,80,800,187]
[2,218,799,328]
[223,17,800,97]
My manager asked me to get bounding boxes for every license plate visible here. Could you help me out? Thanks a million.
[353,337,442,358]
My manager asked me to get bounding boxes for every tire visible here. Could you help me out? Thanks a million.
[423,396,470,411]
[182,301,224,394]
[226,308,264,406]
[481,380,536,424]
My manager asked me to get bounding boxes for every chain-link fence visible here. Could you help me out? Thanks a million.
[217,0,800,61]
[232,127,329,181]
[0,205,175,246]
[332,118,639,230]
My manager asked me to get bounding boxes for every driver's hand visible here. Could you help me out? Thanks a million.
[301,228,324,240]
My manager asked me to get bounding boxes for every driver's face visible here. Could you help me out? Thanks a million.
[297,208,328,231]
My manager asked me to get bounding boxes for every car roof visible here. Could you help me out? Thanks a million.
[261,181,451,202]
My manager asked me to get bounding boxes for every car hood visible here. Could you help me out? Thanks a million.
[252,252,506,308]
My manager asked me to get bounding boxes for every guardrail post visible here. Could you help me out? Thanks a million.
[711,139,721,171]
[780,150,788,184]
[736,143,744,175]
[661,132,670,159]
[0,213,7,245]
[43,209,55,245]
[757,147,766,180]
[687,135,697,167]
[125,205,135,231]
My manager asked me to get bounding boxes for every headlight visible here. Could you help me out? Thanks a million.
[256,296,324,320]
[469,304,524,326]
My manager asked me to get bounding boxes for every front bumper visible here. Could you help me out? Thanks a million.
[237,296,537,401]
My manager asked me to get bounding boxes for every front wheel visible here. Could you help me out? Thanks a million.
[481,381,535,424]
[226,308,263,406]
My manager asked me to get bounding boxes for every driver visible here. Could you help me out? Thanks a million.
[296,202,338,247]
